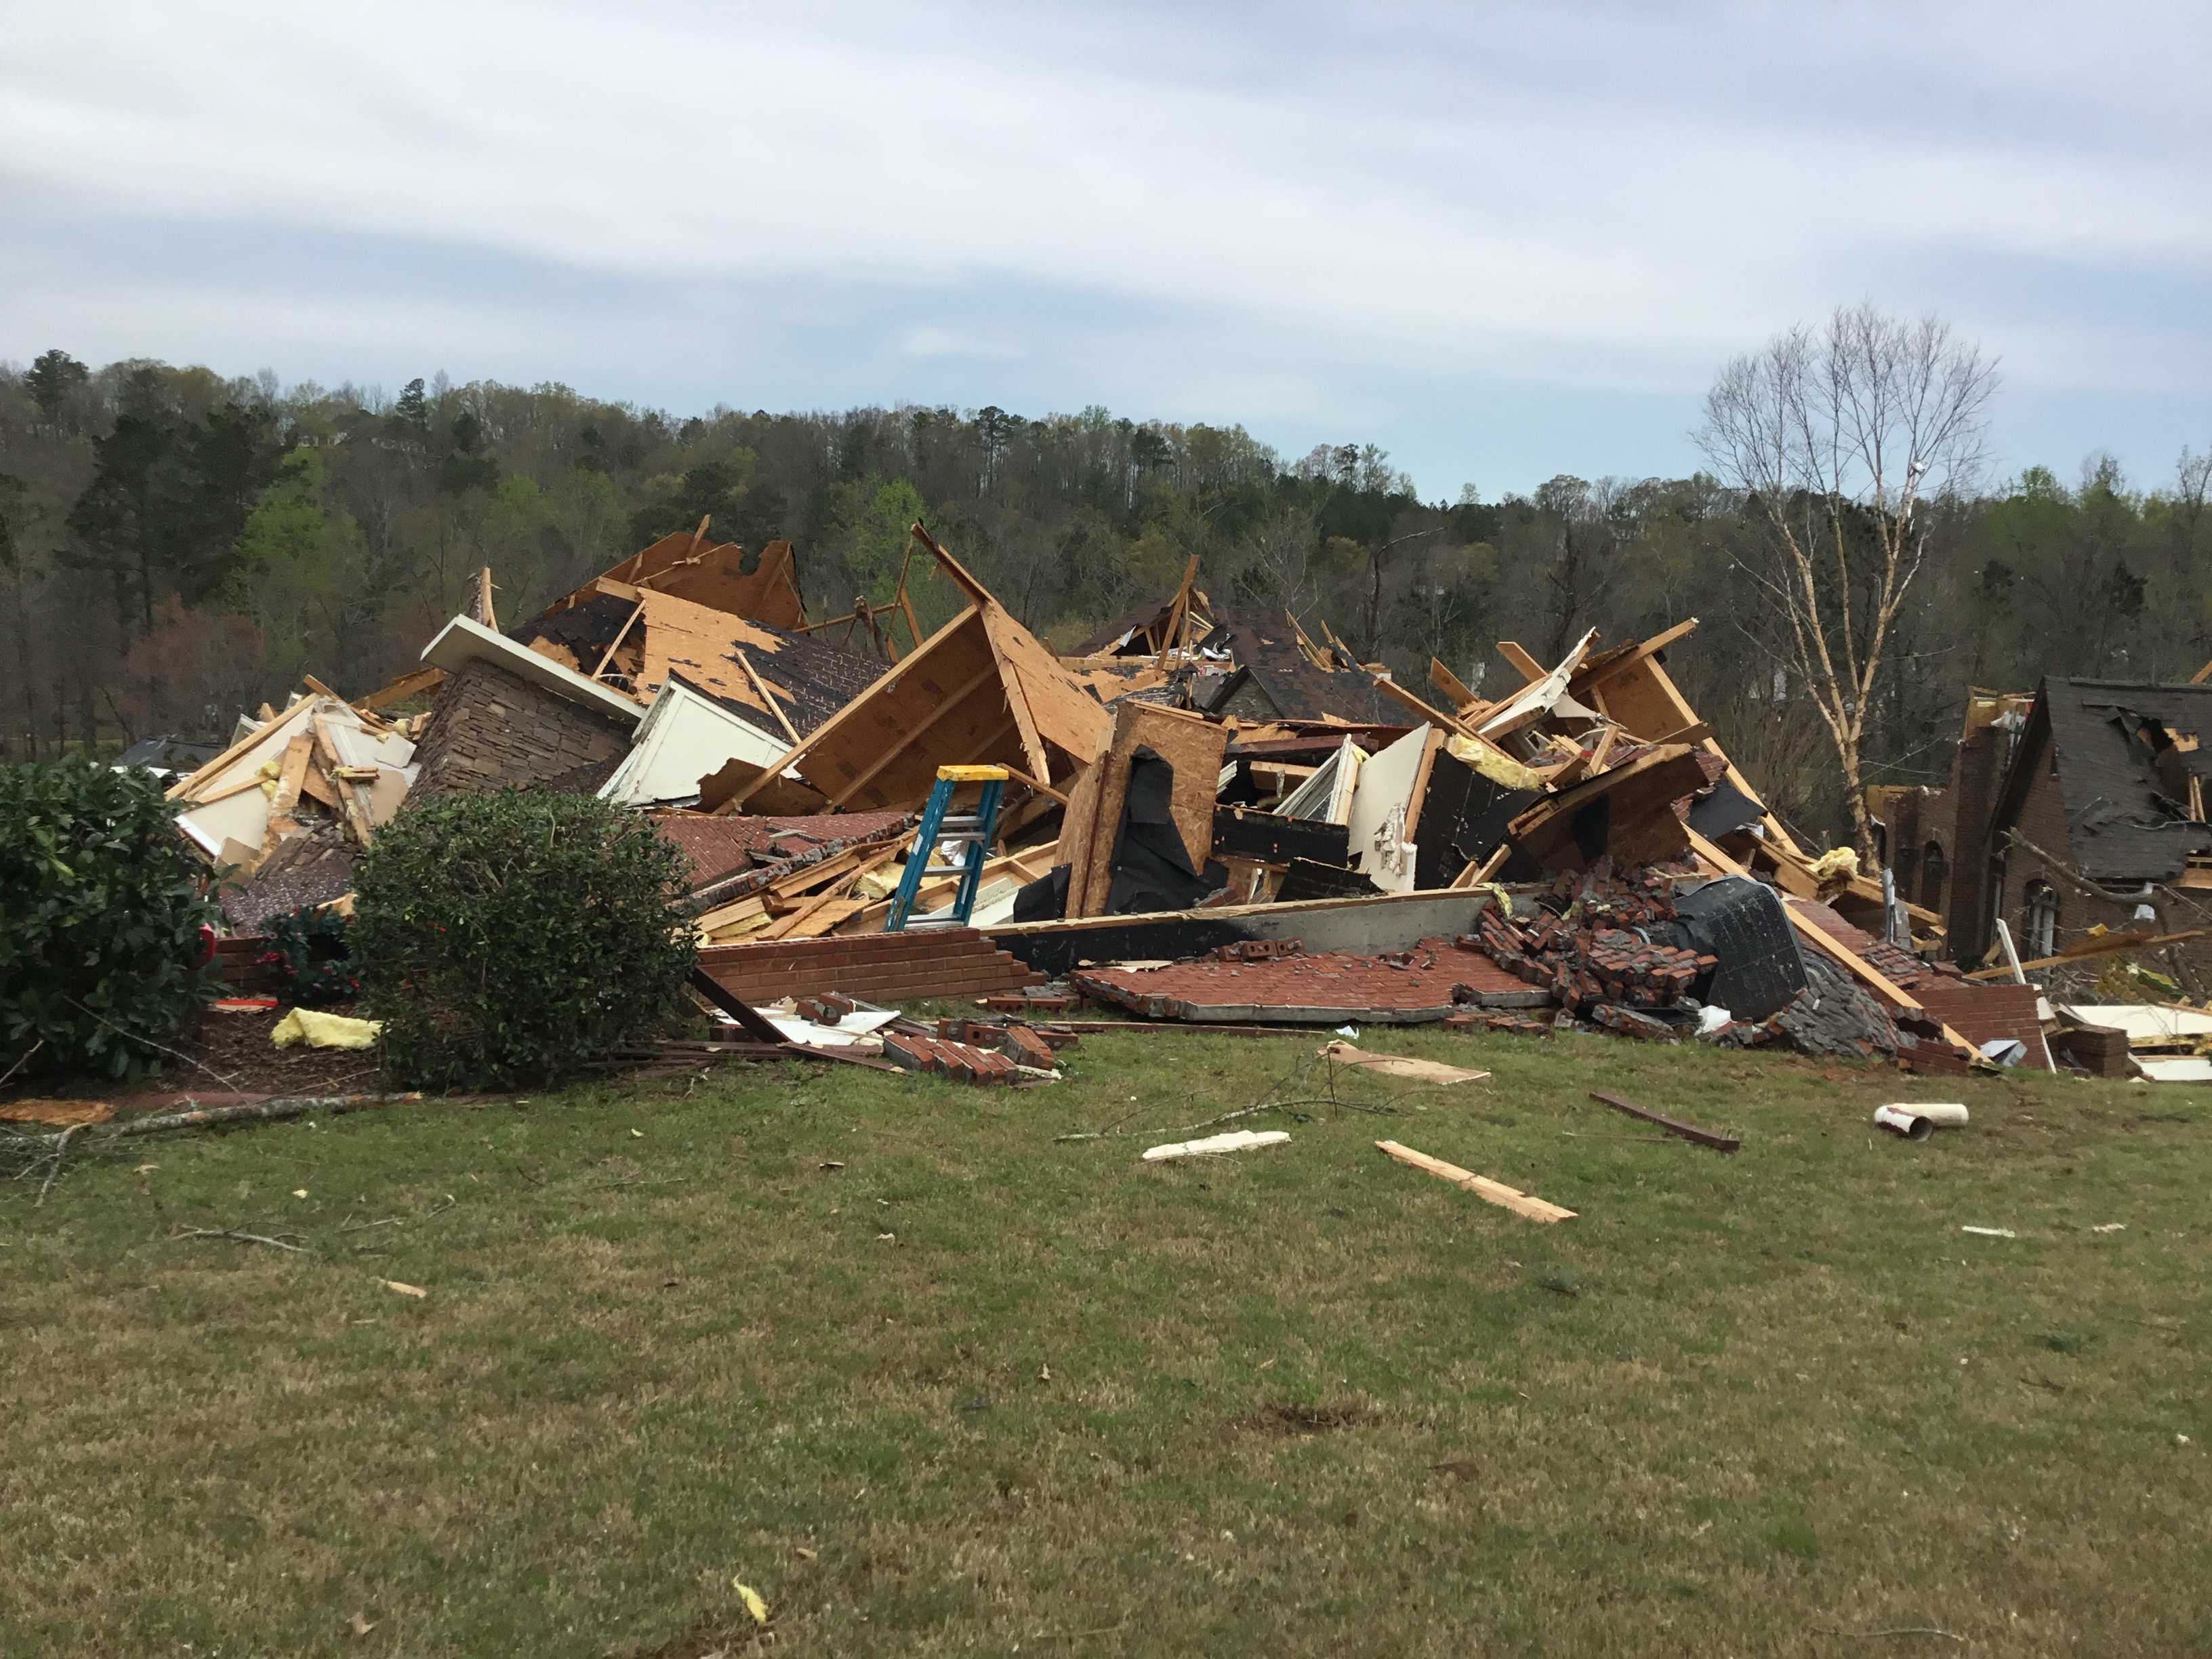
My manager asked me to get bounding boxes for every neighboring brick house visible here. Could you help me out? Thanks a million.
[1980,678,2212,987]
[1868,691,2030,961]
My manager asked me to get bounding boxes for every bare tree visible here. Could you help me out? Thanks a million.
[1696,304,1997,857]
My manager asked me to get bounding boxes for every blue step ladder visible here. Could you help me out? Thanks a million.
[884,765,1008,932]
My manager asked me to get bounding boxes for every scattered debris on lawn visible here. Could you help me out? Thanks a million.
[1141,1129,1292,1162]
[1322,1042,1488,1084]
[0,1099,115,1128]
[1586,1090,1739,1151]
[1374,1140,1576,1223]
[271,1008,384,1049]
[172,1225,307,1252]
[118,522,2198,1227]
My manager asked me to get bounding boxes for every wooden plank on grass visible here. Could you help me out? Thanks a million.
[1588,1090,1740,1152]
[1374,1140,1575,1222]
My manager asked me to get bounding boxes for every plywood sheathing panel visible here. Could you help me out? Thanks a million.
[1507,745,1708,872]
[984,603,1115,773]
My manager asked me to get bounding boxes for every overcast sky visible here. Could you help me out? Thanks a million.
[4,1,2207,497]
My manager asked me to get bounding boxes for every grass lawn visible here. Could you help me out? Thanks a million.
[3,1021,2207,1657]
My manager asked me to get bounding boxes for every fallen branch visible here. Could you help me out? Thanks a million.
[86,1092,422,1141]
[171,1225,308,1252]
[34,1124,83,1207]
[0,1038,45,1092]
[1818,1629,1962,1643]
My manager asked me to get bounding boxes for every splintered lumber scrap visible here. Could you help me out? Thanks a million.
[167,693,322,802]
[1962,926,2206,980]
[259,734,316,855]
[1587,1090,1739,1151]
[301,675,391,736]
[1429,657,1481,713]
[354,665,446,712]
[1374,1140,1575,1223]
[834,842,1061,935]
[1496,642,1547,684]
[1141,1129,1291,1162]
[310,714,378,846]
[1322,1042,1489,1084]
[684,966,790,1044]
[696,893,772,942]
[758,843,906,940]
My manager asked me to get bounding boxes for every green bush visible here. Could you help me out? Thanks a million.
[0,758,224,1080]
[351,789,699,1089]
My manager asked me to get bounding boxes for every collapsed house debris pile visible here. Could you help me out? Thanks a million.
[157,508,2208,1086]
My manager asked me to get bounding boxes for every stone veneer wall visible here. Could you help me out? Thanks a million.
[408,657,635,799]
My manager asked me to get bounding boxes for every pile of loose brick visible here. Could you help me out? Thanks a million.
[1462,868,1713,1025]
[881,1017,1068,1084]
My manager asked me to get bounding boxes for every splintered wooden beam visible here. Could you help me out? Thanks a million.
[1374,1141,1576,1222]
[353,665,445,711]
[1496,642,1546,684]
[1429,657,1479,710]
[733,647,800,744]
[1589,1091,1740,1152]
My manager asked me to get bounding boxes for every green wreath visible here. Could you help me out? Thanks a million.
[260,907,361,1005]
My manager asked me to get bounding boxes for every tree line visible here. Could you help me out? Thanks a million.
[1,345,2206,848]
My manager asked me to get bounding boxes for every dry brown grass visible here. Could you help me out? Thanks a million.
[2,1031,2207,1656]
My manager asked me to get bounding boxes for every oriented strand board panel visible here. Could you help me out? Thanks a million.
[1344,726,1436,894]
[609,533,808,628]
[734,607,1025,812]
[1509,747,1708,872]
[984,602,1115,769]
[1070,702,1228,917]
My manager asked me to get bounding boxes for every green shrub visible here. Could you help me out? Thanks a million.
[0,758,223,1080]
[262,906,359,1004]
[351,789,699,1088]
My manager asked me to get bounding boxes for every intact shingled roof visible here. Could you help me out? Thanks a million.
[1995,677,2212,882]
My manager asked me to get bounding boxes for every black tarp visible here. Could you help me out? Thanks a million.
[1105,745,1229,914]
[1668,876,1809,1021]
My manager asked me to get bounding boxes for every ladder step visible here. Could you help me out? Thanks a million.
[903,914,972,930]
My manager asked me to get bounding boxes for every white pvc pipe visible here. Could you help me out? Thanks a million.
[1874,1105,1934,1140]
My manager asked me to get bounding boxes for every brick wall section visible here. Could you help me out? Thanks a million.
[697,928,1033,1004]
[1910,981,2051,1068]
[1946,723,2012,959]
[1872,722,2018,961]
[215,936,280,994]
[1996,754,2138,953]
[409,657,636,798]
